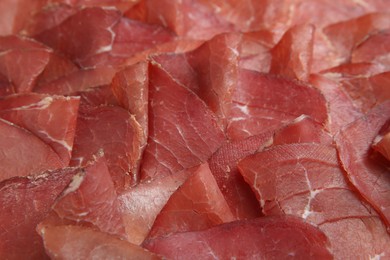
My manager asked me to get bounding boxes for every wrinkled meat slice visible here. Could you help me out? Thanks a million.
[147,163,234,239]
[238,143,390,258]
[70,105,142,190]
[140,61,225,180]
[144,216,332,259]
[373,130,390,161]
[335,101,390,229]
[0,93,79,165]
[270,24,314,81]
[0,167,77,259]
[119,167,194,245]
[76,84,119,108]
[227,69,328,140]
[37,224,160,260]
[208,132,273,219]
[53,154,126,239]
[0,118,63,181]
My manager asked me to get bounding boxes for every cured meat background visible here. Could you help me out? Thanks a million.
[0,0,389,259]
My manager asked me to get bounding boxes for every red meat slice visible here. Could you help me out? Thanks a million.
[335,101,390,229]
[0,118,63,181]
[238,143,390,258]
[118,166,193,245]
[53,154,126,239]
[270,24,314,81]
[373,131,390,161]
[37,224,160,260]
[147,163,235,239]
[76,84,119,108]
[0,93,80,166]
[70,105,142,190]
[144,216,332,259]
[0,167,78,259]
[140,61,225,181]
[227,69,328,140]
[208,132,273,219]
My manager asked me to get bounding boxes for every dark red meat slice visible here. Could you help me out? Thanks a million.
[76,84,119,108]
[144,216,332,259]
[140,61,225,180]
[0,118,63,181]
[37,224,161,260]
[118,166,194,245]
[147,163,234,239]
[53,154,126,239]
[70,105,142,190]
[0,93,80,165]
[0,167,78,259]
[335,101,390,230]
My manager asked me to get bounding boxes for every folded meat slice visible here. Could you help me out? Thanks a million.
[147,163,235,239]
[140,61,225,180]
[335,101,390,230]
[53,154,126,239]
[0,118,63,181]
[70,105,143,190]
[373,131,390,161]
[238,143,390,258]
[0,93,80,165]
[227,69,328,140]
[0,167,78,259]
[37,224,160,260]
[143,216,332,259]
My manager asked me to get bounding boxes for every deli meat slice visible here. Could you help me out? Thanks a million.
[335,101,390,229]
[37,224,160,260]
[373,130,390,161]
[0,93,80,165]
[144,216,332,259]
[0,167,78,259]
[140,61,225,180]
[147,163,235,239]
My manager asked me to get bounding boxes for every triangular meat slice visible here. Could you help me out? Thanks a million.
[147,163,235,239]
[143,216,332,259]
[37,224,160,260]
[140,61,225,180]
[335,101,390,229]
[0,93,80,165]
[0,167,78,259]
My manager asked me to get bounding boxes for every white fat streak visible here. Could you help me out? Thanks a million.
[301,164,319,219]
[228,46,239,56]
[236,104,249,115]
[292,114,309,123]
[12,97,53,110]
[62,171,85,195]
[373,134,383,145]
[38,130,72,151]
[96,25,116,54]
[370,252,385,260]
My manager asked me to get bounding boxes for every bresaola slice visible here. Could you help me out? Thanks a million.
[373,131,390,161]
[335,101,390,229]
[144,216,332,259]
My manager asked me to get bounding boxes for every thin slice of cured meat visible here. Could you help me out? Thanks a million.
[227,69,328,140]
[37,224,160,260]
[140,61,225,181]
[53,154,126,239]
[0,118,63,181]
[238,143,390,258]
[34,7,121,66]
[270,24,314,81]
[373,131,390,161]
[0,93,80,166]
[208,132,273,219]
[143,216,332,259]
[118,166,194,245]
[0,167,78,259]
[335,101,390,230]
[76,84,119,108]
[70,105,142,190]
[147,163,235,239]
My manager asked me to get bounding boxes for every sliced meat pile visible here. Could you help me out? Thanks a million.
[0,1,389,259]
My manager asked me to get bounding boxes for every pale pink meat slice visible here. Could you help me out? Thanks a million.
[143,216,332,259]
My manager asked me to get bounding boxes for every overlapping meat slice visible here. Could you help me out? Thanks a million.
[70,105,142,190]
[140,60,225,180]
[0,93,79,165]
[227,69,328,140]
[238,143,390,258]
[144,216,332,259]
[335,101,390,229]
[147,163,234,239]
[119,166,194,245]
[37,224,160,260]
[53,154,126,239]
[0,167,78,259]
[373,130,390,161]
